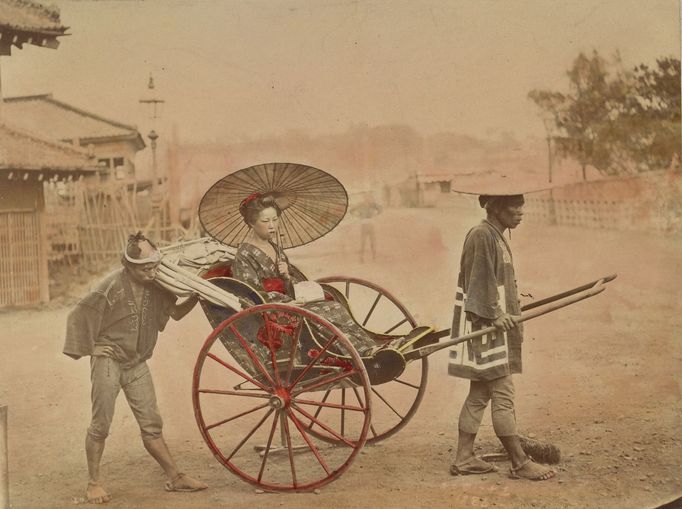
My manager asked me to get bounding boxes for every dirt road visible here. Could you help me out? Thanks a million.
[1,203,680,508]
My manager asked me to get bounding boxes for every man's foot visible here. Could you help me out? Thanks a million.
[509,458,555,481]
[86,482,111,504]
[450,455,497,475]
[164,473,208,492]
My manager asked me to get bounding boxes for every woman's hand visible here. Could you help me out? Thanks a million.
[277,261,290,279]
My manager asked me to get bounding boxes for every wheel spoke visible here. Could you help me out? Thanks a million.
[306,389,331,433]
[351,385,377,438]
[270,345,281,387]
[198,389,270,399]
[345,280,350,299]
[292,404,356,447]
[288,334,339,389]
[341,389,346,437]
[362,292,383,326]
[257,410,280,482]
[371,387,405,420]
[295,397,365,412]
[280,411,298,487]
[293,369,358,396]
[384,317,408,334]
[229,324,276,387]
[393,377,421,390]
[206,352,271,392]
[287,410,331,475]
[205,402,270,431]
[226,408,275,461]
[284,319,303,386]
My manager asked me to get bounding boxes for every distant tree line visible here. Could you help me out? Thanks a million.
[529,50,681,179]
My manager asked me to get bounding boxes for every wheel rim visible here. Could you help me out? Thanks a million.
[315,276,429,443]
[193,303,372,492]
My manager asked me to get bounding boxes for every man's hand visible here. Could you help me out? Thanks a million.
[170,293,200,320]
[493,313,519,331]
[92,345,114,358]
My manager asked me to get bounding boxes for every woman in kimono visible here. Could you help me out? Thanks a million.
[231,192,376,355]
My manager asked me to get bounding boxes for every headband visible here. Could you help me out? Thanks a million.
[124,249,163,265]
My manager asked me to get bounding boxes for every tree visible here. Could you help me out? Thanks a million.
[621,57,681,171]
[529,51,681,178]
[529,51,629,179]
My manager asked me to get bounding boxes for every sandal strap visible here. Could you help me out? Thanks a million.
[169,473,186,486]
[511,457,532,473]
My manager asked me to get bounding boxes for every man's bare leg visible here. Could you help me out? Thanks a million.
[452,430,495,472]
[143,436,207,491]
[498,435,554,480]
[85,435,111,504]
[455,430,476,464]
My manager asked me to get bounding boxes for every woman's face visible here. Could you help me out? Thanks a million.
[251,207,280,241]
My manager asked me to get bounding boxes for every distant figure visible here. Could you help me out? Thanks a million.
[64,232,206,504]
[382,183,392,208]
[351,193,382,262]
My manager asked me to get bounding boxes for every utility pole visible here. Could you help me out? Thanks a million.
[542,116,557,225]
[139,73,165,193]
[543,117,554,184]
[1,405,8,509]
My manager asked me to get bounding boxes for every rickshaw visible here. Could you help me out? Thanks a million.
[155,163,616,492]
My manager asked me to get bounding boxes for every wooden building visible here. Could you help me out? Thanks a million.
[0,0,68,56]
[0,124,97,307]
[2,94,146,182]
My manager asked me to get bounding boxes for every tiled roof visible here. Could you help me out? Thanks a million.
[2,94,145,149]
[0,123,98,172]
[0,0,68,54]
[0,0,65,32]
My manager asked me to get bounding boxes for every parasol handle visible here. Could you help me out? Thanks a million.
[410,278,608,359]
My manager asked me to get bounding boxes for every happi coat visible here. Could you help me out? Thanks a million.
[448,220,523,381]
[63,268,177,368]
[233,242,375,353]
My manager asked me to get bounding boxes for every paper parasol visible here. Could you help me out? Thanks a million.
[199,162,348,249]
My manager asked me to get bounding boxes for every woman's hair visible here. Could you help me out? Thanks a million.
[239,192,282,226]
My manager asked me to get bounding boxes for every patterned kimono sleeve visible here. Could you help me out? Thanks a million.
[233,249,292,303]
[462,230,503,321]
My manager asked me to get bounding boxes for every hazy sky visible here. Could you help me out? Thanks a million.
[1,0,679,144]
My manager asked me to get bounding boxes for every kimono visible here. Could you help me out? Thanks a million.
[63,268,177,368]
[448,220,523,381]
[232,242,375,354]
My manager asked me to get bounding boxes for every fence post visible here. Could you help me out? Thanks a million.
[0,405,8,509]
[547,189,557,225]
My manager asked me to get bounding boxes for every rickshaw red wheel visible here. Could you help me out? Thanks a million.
[193,303,372,492]
[315,276,428,444]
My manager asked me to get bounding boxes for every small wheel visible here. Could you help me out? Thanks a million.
[193,303,372,492]
[315,276,428,443]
